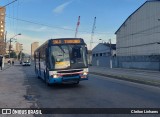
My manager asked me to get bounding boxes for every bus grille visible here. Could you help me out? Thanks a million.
[63,74,79,78]
[58,70,82,73]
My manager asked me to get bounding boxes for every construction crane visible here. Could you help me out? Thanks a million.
[75,16,80,38]
[89,17,96,65]
[89,17,96,50]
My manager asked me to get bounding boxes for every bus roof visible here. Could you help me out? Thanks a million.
[35,38,86,52]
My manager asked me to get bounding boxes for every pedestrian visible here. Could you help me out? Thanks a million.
[0,56,2,70]
[12,61,14,65]
[8,59,11,65]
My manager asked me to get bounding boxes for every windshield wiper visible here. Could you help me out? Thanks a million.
[58,45,65,53]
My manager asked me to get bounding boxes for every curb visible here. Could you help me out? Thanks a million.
[90,72,160,88]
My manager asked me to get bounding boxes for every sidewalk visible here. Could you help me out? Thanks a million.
[89,66,160,87]
[0,65,33,117]
[0,63,11,72]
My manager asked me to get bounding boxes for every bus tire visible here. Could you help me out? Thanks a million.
[47,82,52,86]
[36,70,40,79]
[46,80,52,86]
[74,81,79,85]
[37,75,40,79]
[37,73,41,79]
[37,75,41,79]
[45,74,51,86]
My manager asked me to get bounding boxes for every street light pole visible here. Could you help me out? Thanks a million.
[9,33,21,59]
[20,44,23,61]
[9,39,11,59]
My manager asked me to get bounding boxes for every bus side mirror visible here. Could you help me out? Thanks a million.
[72,46,81,58]
[85,47,88,54]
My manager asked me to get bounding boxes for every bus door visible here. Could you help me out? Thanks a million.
[39,52,41,75]
[45,48,49,72]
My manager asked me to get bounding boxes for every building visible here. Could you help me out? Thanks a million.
[92,43,116,67]
[0,7,5,55]
[31,42,39,59]
[6,42,11,54]
[15,42,23,55]
[15,42,23,52]
[115,0,160,71]
[5,42,18,54]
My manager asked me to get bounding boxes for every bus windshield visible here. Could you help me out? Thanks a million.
[50,45,88,70]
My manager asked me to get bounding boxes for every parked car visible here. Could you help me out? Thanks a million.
[22,61,31,66]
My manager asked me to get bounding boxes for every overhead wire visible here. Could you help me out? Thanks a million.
[15,0,19,35]
[12,0,15,35]
[0,0,17,9]
[6,15,113,35]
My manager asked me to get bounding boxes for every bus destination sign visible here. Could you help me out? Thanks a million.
[53,39,81,44]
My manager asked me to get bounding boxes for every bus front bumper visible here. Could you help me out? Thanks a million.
[48,75,88,84]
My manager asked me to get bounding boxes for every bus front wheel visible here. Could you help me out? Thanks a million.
[74,81,79,85]
[45,73,51,86]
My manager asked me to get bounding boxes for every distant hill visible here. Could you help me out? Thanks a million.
[24,53,31,57]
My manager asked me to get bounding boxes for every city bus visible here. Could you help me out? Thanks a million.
[34,38,88,86]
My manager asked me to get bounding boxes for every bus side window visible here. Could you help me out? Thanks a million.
[45,48,49,67]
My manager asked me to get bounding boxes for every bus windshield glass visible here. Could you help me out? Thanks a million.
[50,45,87,70]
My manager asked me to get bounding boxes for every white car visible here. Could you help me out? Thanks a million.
[22,61,31,66]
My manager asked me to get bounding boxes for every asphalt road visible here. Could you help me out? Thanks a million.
[8,65,160,117]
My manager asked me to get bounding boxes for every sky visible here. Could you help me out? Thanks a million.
[0,0,146,54]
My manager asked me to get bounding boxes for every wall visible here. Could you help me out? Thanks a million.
[114,55,160,71]
[116,1,160,56]
[91,43,114,68]
[92,56,111,67]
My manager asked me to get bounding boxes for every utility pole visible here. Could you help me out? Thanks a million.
[109,39,112,69]
[75,16,80,38]
[20,44,23,61]
[9,33,21,59]
[5,31,7,53]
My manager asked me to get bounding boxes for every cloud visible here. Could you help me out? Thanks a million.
[53,1,72,14]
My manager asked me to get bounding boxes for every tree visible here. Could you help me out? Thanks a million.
[18,52,25,60]
[10,51,17,58]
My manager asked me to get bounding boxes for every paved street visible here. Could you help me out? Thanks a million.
[0,64,160,117]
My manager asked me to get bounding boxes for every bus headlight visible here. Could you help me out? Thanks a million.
[53,74,61,78]
[83,72,88,75]
[53,74,58,78]
[83,68,88,75]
